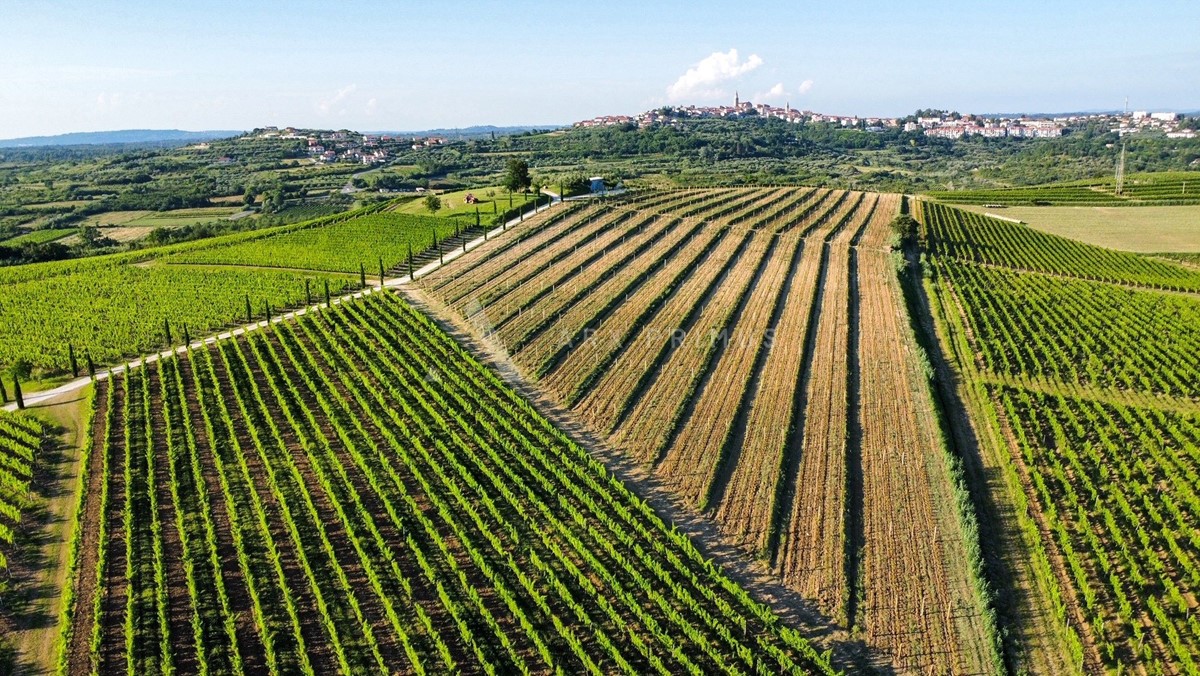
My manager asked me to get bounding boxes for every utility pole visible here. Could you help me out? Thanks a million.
[1115,141,1127,196]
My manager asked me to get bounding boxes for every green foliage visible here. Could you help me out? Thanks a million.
[936,258,1200,399]
[503,159,531,194]
[889,213,918,248]
[422,194,442,214]
[920,201,1200,290]
[170,213,456,274]
[923,193,1200,671]
[57,290,837,674]
[926,171,1200,206]
[995,386,1200,671]
[0,263,349,374]
[0,409,43,567]
[0,228,74,247]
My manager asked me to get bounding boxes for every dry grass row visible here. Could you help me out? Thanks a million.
[480,213,679,331]
[614,232,773,463]
[772,197,877,614]
[855,207,993,673]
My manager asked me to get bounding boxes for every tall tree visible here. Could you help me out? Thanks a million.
[504,158,531,194]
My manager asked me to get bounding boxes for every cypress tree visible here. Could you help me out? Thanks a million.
[245,295,253,323]
[439,246,444,266]
[379,257,385,286]
[264,301,271,323]
[0,377,7,404]
[69,344,79,377]
[407,244,414,279]
[475,206,480,228]
[86,352,96,380]
[164,318,172,344]
[324,280,331,307]
[183,324,190,346]
[305,278,312,305]
[13,378,23,410]
[359,262,366,288]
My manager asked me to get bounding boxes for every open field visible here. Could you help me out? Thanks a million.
[392,186,538,220]
[52,291,834,674]
[420,187,1000,673]
[83,207,243,228]
[917,200,1200,672]
[959,203,1200,253]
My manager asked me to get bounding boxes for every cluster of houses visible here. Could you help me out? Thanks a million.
[577,100,1196,142]
[251,127,449,164]
[915,116,1064,139]
[576,95,900,131]
[1109,111,1196,138]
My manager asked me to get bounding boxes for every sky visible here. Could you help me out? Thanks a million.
[2,0,1198,137]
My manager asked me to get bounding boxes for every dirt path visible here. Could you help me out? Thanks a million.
[4,386,95,675]
[400,285,892,673]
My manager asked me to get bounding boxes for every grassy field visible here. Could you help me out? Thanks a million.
[960,204,1200,253]
[393,186,537,221]
[84,207,242,228]
[1,228,75,246]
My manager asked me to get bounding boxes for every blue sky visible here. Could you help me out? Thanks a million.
[2,0,1198,136]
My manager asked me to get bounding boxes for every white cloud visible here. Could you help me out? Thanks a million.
[666,49,763,102]
[318,84,358,115]
[756,80,813,102]
[365,97,378,116]
[96,92,122,112]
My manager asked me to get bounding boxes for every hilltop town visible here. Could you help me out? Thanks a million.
[575,95,1198,141]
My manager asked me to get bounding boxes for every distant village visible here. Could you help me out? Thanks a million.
[248,127,449,164]
[240,104,1198,169]
[574,95,1198,140]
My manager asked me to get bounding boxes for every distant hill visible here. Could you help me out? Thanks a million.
[0,129,243,148]
[368,125,564,139]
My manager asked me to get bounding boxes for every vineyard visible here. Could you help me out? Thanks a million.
[9,182,1196,675]
[920,201,1200,290]
[0,410,43,572]
[925,171,1200,206]
[0,201,500,377]
[56,290,836,675]
[917,200,1200,672]
[418,187,1000,673]
[168,212,461,274]
[0,263,352,374]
